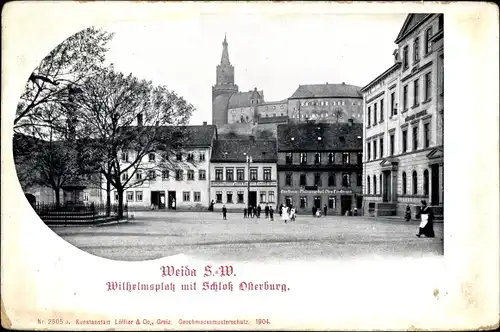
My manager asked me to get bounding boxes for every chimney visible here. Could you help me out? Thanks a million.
[137,114,143,127]
[348,118,354,126]
[203,121,207,126]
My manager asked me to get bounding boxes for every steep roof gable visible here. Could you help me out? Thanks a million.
[395,14,432,43]
[211,139,277,162]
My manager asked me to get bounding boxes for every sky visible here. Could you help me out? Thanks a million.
[102,13,407,125]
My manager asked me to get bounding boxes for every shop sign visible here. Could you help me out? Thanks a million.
[280,189,353,195]
[405,109,427,122]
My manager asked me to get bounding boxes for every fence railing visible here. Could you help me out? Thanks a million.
[33,202,128,224]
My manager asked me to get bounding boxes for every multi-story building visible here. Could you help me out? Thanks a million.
[277,121,363,215]
[361,13,444,218]
[287,83,364,124]
[210,138,278,211]
[112,123,217,210]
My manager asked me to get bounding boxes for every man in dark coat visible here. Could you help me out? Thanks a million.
[269,206,274,221]
[312,206,317,217]
[222,205,227,220]
[243,207,247,218]
[323,204,328,216]
[265,204,269,218]
[256,205,261,218]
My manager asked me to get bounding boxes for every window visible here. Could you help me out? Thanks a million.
[162,152,169,161]
[285,173,292,186]
[412,171,418,195]
[425,72,432,100]
[226,168,234,181]
[122,173,128,182]
[300,196,307,208]
[263,168,271,181]
[403,85,408,110]
[412,126,419,151]
[199,152,205,161]
[148,153,156,162]
[374,103,378,123]
[121,152,129,162]
[300,173,306,186]
[216,191,222,203]
[414,37,420,62]
[127,191,134,202]
[425,27,433,54]
[314,152,321,164]
[342,173,351,187]
[373,175,377,194]
[148,170,156,180]
[199,169,206,180]
[268,191,275,203]
[373,140,378,159]
[162,170,169,180]
[215,168,223,181]
[237,191,244,203]
[367,176,371,194]
[187,170,194,180]
[226,191,233,203]
[438,15,443,30]
[391,92,396,115]
[285,152,293,164]
[328,152,335,164]
[314,173,321,186]
[342,152,350,164]
[183,191,190,202]
[403,45,409,69]
[367,142,371,160]
[367,107,371,126]
[380,138,384,157]
[424,123,430,148]
[328,196,336,209]
[250,168,258,181]
[390,134,395,156]
[133,191,142,202]
[357,152,363,164]
[402,129,408,152]
[194,192,201,202]
[380,99,384,121]
[187,153,194,161]
[402,172,407,194]
[356,172,362,186]
[136,170,143,180]
[175,169,183,181]
[328,172,336,186]
[380,174,383,195]
[237,168,245,181]
[260,191,266,203]
[175,152,182,161]
[300,153,307,164]
[414,78,420,106]
[424,170,429,196]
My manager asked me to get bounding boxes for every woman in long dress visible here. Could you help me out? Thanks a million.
[417,200,435,237]
[281,205,290,224]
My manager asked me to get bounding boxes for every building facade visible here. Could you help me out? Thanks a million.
[112,124,217,211]
[361,14,444,218]
[287,83,364,124]
[210,138,278,211]
[277,121,363,215]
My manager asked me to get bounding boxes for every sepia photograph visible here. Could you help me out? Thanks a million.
[2,2,498,331]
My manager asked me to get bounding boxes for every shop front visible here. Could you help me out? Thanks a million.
[279,188,361,216]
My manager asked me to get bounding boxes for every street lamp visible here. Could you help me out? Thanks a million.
[244,153,253,207]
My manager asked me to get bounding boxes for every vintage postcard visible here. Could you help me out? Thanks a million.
[1,1,498,330]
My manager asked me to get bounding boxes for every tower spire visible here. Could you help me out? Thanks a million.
[221,34,230,65]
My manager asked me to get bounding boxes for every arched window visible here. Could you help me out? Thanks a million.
[412,171,418,195]
[367,176,371,194]
[373,175,377,195]
[402,172,407,195]
[424,170,429,196]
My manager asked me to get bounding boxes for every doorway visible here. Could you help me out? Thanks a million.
[313,196,321,209]
[249,191,257,207]
[431,165,440,205]
[341,195,352,215]
[382,171,391,202]
[168,191,176,209]
[151,191,166,209]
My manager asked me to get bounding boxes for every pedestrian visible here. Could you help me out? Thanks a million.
[222,205,227,220]
[250,206,255,218]
[265,204,269,219]
[312,206,317,217]
[290,206,296,221]
[353,208,358,216]
[243,207,247,218]
[257,205,261,218]
[209,200,215,212]
[269,206,274,221]
[323,204,327,216]
[417,200,435,237]
[281,205,290,224]
[405,205,412,222]
[279,203,283,217]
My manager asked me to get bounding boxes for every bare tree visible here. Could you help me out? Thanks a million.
[332,107,344,123]
[75,66,195,218]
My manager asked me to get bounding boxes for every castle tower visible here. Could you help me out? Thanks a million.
[212,34,238,126]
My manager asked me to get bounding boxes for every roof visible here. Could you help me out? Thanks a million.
[211,139,277,163]
[257,115,289,124]
[228,90,264,109]
[289,83,362,99]
[277,122,363,152]
[157,125,217,147]
[395,14,433,43]
[360,62,401,93]
[260,99,288,106]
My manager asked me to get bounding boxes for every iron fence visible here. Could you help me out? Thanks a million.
[33,202,128,225]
